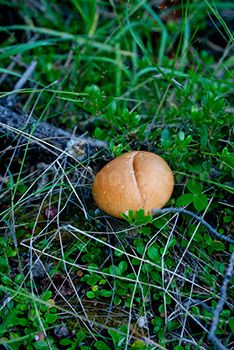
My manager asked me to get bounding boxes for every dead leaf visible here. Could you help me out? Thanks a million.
[51,271,73,296]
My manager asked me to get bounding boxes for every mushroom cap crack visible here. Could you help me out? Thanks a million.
[92,151,174,219]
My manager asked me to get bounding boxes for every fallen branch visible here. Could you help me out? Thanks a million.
[0,60,108,161]
[0,101,108,161]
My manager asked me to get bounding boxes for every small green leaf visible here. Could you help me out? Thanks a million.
[107,98,116,116]
[92,285,98,292]
[16,229,25,238]
[88,263,98,272]
[137,215,153,225]
[161,129,170,142]
[136,242,145,256]
[118,261,128,273]
[45,312,57,324]
[109,265,121,276]
[181,239,188,248]
[193,194,208,211]
[165,294,171,305]
[187,179,203,194]
[128,210,134,221]
[99,279,106,285]
[119,324,128,334]
[223,215,232,223]
[158,330,165,341]
[18,318,28,326]
[167,321,179,331]
[75,330,86,344]
[158,304,164,313]
[168,238,177,248]
[229,316,234,331]
[108,326,127,348]
[132,258,141,265]
[41,290,52,301]
[120,213,130,221]
[94,127,106,140]
[174,346,184,350]
[151,271,162,283]
[140,227,152,235]
[121,210,134,223]
[114,247,124,257]
[87,275,100,285]
[147,246,159,261]
[114,295,121,305]
[94,340,111,350]
[59,339,73,345]
[152,316,163,328]
[99,289,113,297]
[176,193,194,206]
[6,247,17,257]
[17,184,27,194]
[15,274,24,284]
[86,291,95,298]
[213,261,225,273]
[6,313,20,327]
[220,310,230,317]
[179,131,185,141]
[192,306,200,316]
[131,339,146,348]
[135,208,144,221]
[34,341,49,350]
[212,241,225,251]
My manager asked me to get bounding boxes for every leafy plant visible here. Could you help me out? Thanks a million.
[176,179,209,211]
[59,330,86,350]
[121,209,153,226]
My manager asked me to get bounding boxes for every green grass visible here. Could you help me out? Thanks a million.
[0,0,234,349]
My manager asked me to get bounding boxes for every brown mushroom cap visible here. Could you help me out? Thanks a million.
[92,151,174,219]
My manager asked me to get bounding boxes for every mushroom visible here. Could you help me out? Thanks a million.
[92,151,174,219]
